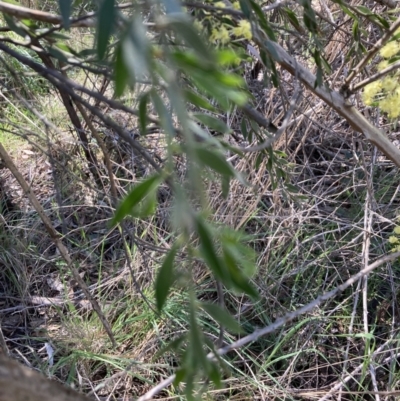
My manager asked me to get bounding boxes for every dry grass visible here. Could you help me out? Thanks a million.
[1,1,400,400]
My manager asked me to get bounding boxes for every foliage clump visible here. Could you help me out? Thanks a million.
[362,33,400,118]
[388,224,400,251]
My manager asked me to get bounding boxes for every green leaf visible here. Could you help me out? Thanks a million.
[58,0,72,29]
[112,174,161,225]
[239,0,251,18]
[138,92,149,134]
[222,246,258,299]
[196,148,235,177]
[151,91,176,138]
[193,113,231,134]
[221,175,230,199]
[352,19,359,39]
[114,43,129,97]
[132,191,158,217]
[184,89,217,112]
[123,16,151,79]
[200,302,244,334]
[196,218,231,285]
[79,48,98,57]
[250,0,276,40]
[3,15,27,38]
[174,368,187,386]
[355,5,372,15]
[155,245,178,311]
[97,0,115,60]
[354,332,375,340]
[283,7,303,33]
[300,0,318,34]
[46,32,71,40]
[189,306,209,371]
[167,14,214,64]
[320,54,332,74]
[285,183,300,193]
[208,362,222,388]
[339,4,357,19]
[216,49,241,66]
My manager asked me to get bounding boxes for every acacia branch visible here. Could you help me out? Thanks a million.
[350,60,400,92]
[253,37,400,167]
[342,15,400,89]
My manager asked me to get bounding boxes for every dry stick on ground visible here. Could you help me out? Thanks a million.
[138,250,400,400]
[0,144,117,347]
[356,145,377,401]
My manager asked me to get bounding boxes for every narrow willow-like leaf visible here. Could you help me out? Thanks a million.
[222,246,258,299]
[196,148,235,177]
[221,175,230,199]
[97,0,115,60]
[239,0,251,18]
[111,174,161,225]
[283,7,303,33]
[4,14,27,38]
[184,89,217,112]
[200,302,244,334]
[250,0,276,40]
[196,218,230,285]
[155,244,178,311]
[193,113,231,134]
[58,0,72,29]
[167,15,214,63]
[139,92,149,134]
[114,43,129,97]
